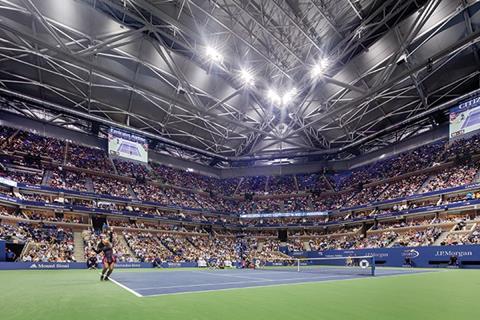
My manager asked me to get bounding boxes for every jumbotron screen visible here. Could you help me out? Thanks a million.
[449,96,480,139]
[108,128,148,163]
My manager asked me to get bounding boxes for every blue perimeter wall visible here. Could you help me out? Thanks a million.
[0,261,197,270]
[288,245,480,268]
[0,240,5,261]
[0,245,479,269]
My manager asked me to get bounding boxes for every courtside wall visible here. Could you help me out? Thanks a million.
[289,245,480,269]
[1,245,480,269]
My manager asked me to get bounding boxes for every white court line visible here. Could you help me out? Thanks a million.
[108,276,144,297]
[191,270,273,281]
[138,269,441,298]
[110,269,442,298]
[133,275,349,291]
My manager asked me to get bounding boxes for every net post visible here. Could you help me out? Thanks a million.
[371,256,376,276]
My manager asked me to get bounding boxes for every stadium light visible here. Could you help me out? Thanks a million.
[239,68,254,86]
[205,46,223,62]
[267,89,282,104]
[266,87,298,107]
[311,57,330,78]
[282,87,297,105]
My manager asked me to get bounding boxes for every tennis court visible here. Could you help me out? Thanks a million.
[118,142,141,156]
[110,267,433,297]
[461,108,480,129]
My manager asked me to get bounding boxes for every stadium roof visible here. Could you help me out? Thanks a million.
[0,0,479,165]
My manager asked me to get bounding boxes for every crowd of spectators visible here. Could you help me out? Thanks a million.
[311,192,351,211]
[92,176,132,198]
[124,231,171,262]
[309,235,361,251]
[337,141,445,189]
[189,235,238,262]
[356,231,398,248]
[267,175,298,194]
[21,224,76,262]
[443,133,480,160]
[296,173,334,192]
[376,175,428,201]
[420,164,478,193]
[2,124,480,226]
[0,126,14,146]
[67,144,114,173]
[391,227,442,247]
[0,223,30,242]
[48,168,90,192]
[347,184,387,207]
[158,233,198,262]
[238,175,268,194]
[149,163,240,195]
[0,169,43,185]
[3,130,66,163]
[113,159,149,178]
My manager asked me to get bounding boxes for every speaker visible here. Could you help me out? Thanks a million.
[91,122,100,135]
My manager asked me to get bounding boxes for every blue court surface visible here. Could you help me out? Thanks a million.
[110,268,434,297]
[118,142,141,156]
[462,109,480,129]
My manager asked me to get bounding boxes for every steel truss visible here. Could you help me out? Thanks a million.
[0,0,478,165]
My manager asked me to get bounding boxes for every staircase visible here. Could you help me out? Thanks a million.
[110,158,119,175]
[63,141,69,165]
[41,170,53,186]
[257,241,264,252]
[73,231,86,262]
[433,231,449,246]
[234,178,244,195]
[85,176,95,193]
[322,174,335,191]
[474,168,480,183]
[120,234,138,261]
[419,174,436,191]
[293,175,299,192]
[19,240,33,261]
[127,184,137,199]
[303,241,311,251]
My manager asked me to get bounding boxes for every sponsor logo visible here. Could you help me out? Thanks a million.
[402,249,420,259]
[167,262,182,268]
[30,263,70,269]
[364,252,389,258]
[116,263,142,268]
[435,250,473,257]
[458,96,480,110]
[43,204,65,209]
[359,259,370,268]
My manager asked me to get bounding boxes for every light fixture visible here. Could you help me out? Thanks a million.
[267,89,282,104]
[311,57,330,78]
[282,87,297,105]
[267,87,298,107]
[239,68,254,86]
[205,46,223,62]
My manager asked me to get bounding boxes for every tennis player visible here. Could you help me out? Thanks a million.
[93,230,116,281]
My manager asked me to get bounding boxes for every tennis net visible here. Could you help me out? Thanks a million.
[253,256,375,276]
